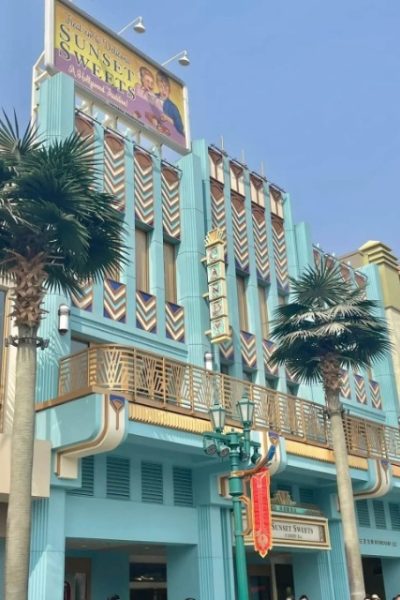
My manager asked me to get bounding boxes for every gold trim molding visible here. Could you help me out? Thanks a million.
[285,440,368,470]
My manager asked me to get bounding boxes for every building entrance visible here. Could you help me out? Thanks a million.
[248,555,295,600]
[362,557,385,600]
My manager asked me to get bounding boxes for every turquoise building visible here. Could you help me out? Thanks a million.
[1,5,400,600]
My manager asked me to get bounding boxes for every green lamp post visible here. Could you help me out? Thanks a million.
[203,396,262,600]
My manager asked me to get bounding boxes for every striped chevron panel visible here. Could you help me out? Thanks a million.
[134,150,154,227]
[210,180,226,237]
[70,281,93,312]
[162,165,181,240]
[263,339,279,375]
[104,133,125,211]
[103,278,126,322]
[340,264,351,282]
[136,291,157,333]
[272,216,289,292]
[252,203,270,281]
[165,302,185,342]
[313,248,322,268]
[219,338,234,362]
[240,331,257,369]
[369,380,382,410]
[355,272,367,299]
[231,193,249,272]
[286,366,299,383]
[354,373,367,404]
[339,369,351,399]
[75,113,95,141]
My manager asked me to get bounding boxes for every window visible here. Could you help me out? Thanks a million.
[135,228,150,292]
[141,462,163,504]
[236,276,249,331]
[106,456,130,499]
[163,242,177,303]
[173,467,193,506]
[258,286,269,339]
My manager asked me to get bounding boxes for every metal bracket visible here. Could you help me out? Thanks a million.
[5,335,49,350]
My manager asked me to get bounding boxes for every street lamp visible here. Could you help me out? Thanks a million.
[203,395,261,600]
[162,50,190,68]
[118,17,146,36]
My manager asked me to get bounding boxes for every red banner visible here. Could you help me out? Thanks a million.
[250,467,272,558]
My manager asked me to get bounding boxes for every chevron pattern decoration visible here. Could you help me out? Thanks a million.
[355,272,367,299]
[104,133,125,211]
[369,380,382,410]
[272,216,289,292]
[313,248,322,268]
[103,278,126,322]
[263,339,279,375]
[134,150,154,227]
[252,203,270,282]
[162,165,181,240]
[219,338,234,362]
[286,366,299,383]
[165,301,185,342]
[210,180,226,237]
[231,193,249,272]
[75,113,95,141]
[354,373,367,404]
[71,281,93,312]
[240,331,257,369]
[340,264,351,282]
[339,369,351,399]
[136,291,157,333]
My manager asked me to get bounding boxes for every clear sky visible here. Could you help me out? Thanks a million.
[1,0,399,257]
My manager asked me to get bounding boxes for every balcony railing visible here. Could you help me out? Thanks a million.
[56,344,400,464]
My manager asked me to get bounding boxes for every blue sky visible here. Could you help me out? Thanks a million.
[1,0,399,257]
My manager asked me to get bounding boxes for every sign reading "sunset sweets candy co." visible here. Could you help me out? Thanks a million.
[45,0,190,152]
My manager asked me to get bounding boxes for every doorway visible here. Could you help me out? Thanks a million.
[362,557,385,599]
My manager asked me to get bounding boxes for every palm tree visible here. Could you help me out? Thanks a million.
[269,260,391,600]
[0,112,127,600]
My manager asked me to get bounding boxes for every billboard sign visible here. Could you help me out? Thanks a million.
[45,0,190,152]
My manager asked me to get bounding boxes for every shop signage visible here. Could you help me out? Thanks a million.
[45,0,190,153]
[250,468,272,558]
[245,513,330,550]
[272,517,328,545]
[204,229,231,344]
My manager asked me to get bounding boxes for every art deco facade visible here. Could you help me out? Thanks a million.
[0,71,400,600]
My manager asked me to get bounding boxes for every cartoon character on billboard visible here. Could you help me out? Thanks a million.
[155,71,184,136]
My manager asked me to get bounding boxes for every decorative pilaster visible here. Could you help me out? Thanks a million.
[28,490,66,600]
[197,505,234,600]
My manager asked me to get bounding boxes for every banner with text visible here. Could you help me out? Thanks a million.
[45,0,189,152]
[250,468,272,558]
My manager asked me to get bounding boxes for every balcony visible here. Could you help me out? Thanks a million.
[42,344,400,465]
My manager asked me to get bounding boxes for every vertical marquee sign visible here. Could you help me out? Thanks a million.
[44,0,190,153]
[250,467,273,557]
[204,229,231,344]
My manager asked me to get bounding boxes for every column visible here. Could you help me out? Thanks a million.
[292,551,334,600]
[167,545,200,600]
[28,489,66,600]
[197,505,235,600]
[328,519,350,600]
[177,153,211,367]
[91,551,130,600]
[382,557,400,600]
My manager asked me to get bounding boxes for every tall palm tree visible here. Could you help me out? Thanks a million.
[269,260,391,600]
[0,113,127,600]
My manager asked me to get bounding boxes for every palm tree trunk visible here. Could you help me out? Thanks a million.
[327,388,365,600]
[5,325,38,600]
